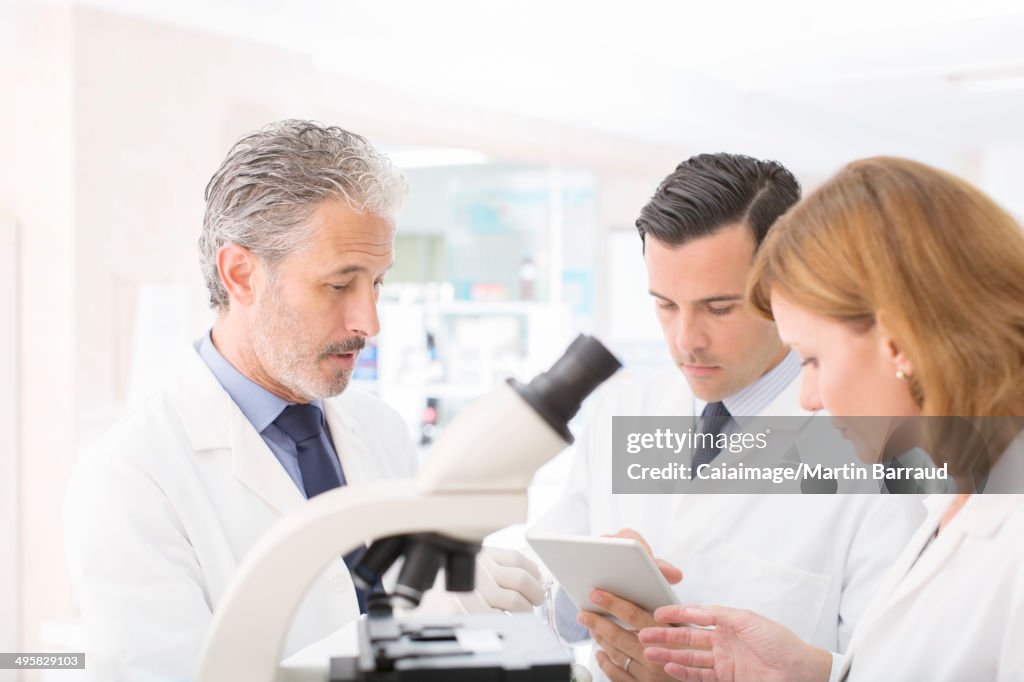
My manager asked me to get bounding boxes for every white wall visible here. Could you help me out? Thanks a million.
[0,6,76,679]
[0,217,19,682]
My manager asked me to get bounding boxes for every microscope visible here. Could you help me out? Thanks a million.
[197,334,621,682]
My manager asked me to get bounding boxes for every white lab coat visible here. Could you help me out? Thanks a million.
[65,346,418,682]
[532,367,924,678]
[838,435,1024,682]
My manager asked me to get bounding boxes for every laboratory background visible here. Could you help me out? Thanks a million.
[1,0,1024,679]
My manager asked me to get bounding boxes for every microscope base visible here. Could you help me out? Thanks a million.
[329,612,571,681]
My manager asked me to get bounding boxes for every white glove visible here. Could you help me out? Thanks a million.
[455,546,546,613]
[570,663,593,682]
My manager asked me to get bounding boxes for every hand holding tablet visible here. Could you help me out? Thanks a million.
[526,532,681,620]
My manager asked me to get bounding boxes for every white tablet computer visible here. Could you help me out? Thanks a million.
[527,534,679,619]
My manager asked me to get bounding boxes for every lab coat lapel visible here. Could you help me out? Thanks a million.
[837,496,954,680]
[323,396,373,487]
[879,510,964,609]
[170,346,305,516]
[229,407,307,515]
[849,451,1024,635]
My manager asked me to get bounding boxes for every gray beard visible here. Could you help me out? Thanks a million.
[249,297,357,401]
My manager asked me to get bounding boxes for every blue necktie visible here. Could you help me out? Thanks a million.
[274,403,375,612]
[692,401,732,468]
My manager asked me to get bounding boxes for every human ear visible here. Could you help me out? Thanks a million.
[217,243,258,308]
[876,312,913,379]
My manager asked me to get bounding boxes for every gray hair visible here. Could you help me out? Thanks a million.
[199,119,407,309]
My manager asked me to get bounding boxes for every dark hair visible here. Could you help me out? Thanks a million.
[636,153,800,250]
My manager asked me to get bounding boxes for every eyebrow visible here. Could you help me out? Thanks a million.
[649,290,745,305]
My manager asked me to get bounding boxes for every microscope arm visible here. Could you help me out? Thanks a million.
[197,480,526,682]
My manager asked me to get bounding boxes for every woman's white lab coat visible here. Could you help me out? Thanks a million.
[65,347,418,681]
[838,438,1024,682]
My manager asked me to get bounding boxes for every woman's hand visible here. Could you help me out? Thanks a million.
[639,605,833,682]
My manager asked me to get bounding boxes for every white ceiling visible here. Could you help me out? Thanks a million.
[78,0,1024,174]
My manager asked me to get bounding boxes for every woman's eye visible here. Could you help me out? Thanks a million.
[800,357,818,368]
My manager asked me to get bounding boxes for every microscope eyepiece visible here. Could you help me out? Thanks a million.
[508,334,621,443]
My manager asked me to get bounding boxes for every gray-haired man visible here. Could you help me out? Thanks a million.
[65,121,538,681]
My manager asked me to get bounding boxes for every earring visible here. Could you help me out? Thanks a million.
[896,370,907,381]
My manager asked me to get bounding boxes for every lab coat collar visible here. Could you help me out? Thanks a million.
[852,467,1024,650]
[875,492,1023,629]
[168,346,385,516]
[171,346,235,451]
[170,347,305,515]
[837,433,1024,681]
[953,494,1024,537]
[322,394,374,487]
[920,431,1024,537]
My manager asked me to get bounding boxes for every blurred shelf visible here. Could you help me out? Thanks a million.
[421,383,494,400]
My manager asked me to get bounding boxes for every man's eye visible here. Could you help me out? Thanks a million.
[329,283,350,291]
[708,306,735,316]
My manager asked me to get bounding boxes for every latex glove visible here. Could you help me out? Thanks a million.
[571,663,593,682]
[455,546,546,613]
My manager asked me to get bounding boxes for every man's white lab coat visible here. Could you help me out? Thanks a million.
[66,347,418,681]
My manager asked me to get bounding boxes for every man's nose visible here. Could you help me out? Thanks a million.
[674,310,709,356]
[345,287,381,338]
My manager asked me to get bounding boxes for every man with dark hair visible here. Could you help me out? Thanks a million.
[533,154,921,682]
[634,153,800,404]
[636,153,800,249]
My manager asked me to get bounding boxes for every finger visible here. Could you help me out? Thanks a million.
[654,605,718,628]
[607,528,653,555]
[453,590,498,614]
[591,589,658,629]
[483,546,543,581]
[485,586,534,612]
[595,649,635,682]
[579,612,642,659]
[644,646,714,668]
[664,662,718,682]
[487,562,545,605]
[638,626,713,650]
[474,562,534,612]
[656,558,684,585]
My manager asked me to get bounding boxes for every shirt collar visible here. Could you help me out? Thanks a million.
[721,350,801,417]
[195,330,323,432]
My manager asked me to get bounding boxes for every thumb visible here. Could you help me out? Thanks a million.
[656,558,683,585]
